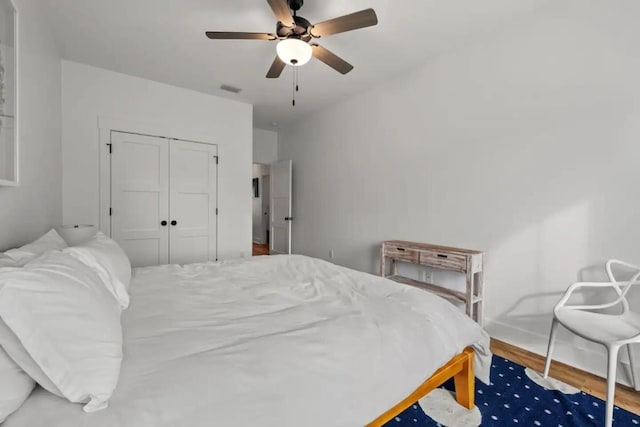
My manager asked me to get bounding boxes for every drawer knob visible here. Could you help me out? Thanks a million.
[437,254,448,259]
[396,247,405,251]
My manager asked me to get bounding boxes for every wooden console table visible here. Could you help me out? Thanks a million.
[380,240,484,325]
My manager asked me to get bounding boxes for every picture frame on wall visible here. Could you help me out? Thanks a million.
[253,177,259,198]
[0,0,18,186]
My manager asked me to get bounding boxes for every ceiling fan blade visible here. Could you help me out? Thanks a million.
[266,0,295,27]
[205,32,276,40]
[311,44,353,75]
[310,8,378,38]
[266,56,286,78]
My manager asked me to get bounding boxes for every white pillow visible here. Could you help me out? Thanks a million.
[0,344,35,423]
[3,229,67,266]
[0,251,124,412]
[0,317,62,397]
[64,232,131,309]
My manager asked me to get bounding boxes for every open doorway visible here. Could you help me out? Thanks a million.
[252,160,292,256]
[252,164,270,256]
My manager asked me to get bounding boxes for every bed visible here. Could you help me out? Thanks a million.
[4,254,490,426]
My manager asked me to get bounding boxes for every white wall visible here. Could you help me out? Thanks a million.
[279,2,640,382]
[61,61,253,259]
[0,0,61,250]
[253,128,278,164]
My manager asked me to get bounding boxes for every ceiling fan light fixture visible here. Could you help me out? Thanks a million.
[276,39,312,66]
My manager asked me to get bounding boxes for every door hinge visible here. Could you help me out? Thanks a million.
[109,207,112,216]
[107,143,112,154]
[214,155,218,164]
[215,208,218,216]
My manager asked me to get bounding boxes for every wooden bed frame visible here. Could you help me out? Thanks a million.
[366,347,475,427]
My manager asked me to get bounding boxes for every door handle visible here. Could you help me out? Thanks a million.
[161,220,168,226]
[284,217,292,221]
[171,220,177,226]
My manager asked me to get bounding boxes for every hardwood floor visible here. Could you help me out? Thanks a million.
[252,243,269,256]
[491,338,640,415]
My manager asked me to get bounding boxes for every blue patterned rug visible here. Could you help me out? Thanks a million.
[386,356,640,426]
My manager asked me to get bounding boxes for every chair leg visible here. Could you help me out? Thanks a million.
[543,318,559,378]
[628,344,640,391]
[605,345,621,427]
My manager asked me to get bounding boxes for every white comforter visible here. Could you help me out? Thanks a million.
[6,255,490,427]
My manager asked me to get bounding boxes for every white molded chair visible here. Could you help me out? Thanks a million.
[543,259,640,427]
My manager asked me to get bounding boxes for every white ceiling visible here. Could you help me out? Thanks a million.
[41,0,547,130]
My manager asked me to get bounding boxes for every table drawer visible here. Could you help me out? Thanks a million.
[419,250,467,272]
[384,245,419,263]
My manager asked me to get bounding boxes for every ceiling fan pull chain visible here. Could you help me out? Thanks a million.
[292,66,296,106]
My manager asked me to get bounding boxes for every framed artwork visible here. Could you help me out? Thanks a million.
[253,177,259,198]
[0,0,17,186]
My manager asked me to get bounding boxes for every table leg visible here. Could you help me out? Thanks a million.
[466,261,475,320]
[475,270,484,326]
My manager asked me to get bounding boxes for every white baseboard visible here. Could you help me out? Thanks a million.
[485,317,636,387]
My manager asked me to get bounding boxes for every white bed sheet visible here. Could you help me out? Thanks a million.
[5,255,490,427]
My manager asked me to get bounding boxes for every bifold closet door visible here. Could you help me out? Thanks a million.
[111,132,170,267]
[168,140,218,264]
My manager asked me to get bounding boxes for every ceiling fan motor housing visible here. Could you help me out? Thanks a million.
[276,16,312,41]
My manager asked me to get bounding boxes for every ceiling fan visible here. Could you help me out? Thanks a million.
[205,0,378,78]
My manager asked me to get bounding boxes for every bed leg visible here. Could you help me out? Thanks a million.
[454,349,475,409]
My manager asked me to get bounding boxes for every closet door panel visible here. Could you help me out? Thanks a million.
[111,132,170,267]
[169,140,217,264]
